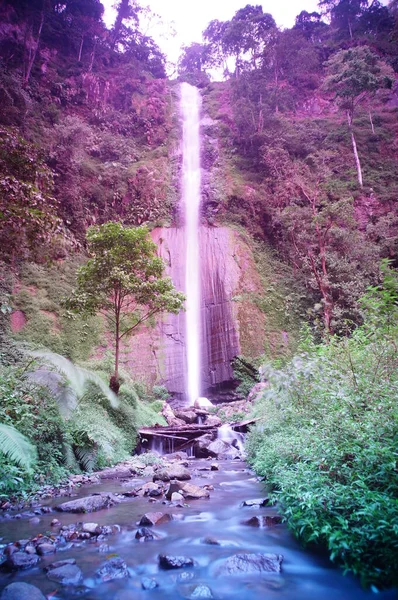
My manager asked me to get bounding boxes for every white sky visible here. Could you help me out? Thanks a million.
[102,0,321,69]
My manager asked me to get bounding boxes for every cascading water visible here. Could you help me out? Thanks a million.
[181,83,201,405]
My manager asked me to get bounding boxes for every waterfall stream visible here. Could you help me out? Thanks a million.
[181,83,201,405]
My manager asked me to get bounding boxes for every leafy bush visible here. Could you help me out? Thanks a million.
[246,268,398,588]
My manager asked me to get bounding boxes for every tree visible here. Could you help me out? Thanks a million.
[323,46,394,186]
[319,0,369,39]
[203,5,276,77]
[66,222,185,393]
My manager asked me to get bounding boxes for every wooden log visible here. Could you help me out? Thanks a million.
[139,431,188,441]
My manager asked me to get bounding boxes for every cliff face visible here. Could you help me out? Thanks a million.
[103,225,267,397]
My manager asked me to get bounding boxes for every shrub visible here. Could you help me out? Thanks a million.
[246,267,398,588]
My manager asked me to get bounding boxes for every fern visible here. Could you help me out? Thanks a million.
[74,446,96,472]
[27,350,119,416]
[0,423,37,469]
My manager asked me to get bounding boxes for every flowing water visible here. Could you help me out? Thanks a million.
[0,461,395,599]
[181,82,202,405]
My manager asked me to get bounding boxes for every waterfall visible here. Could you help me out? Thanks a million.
[181,83,201,405]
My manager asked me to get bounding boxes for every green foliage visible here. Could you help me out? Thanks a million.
[323,46,394,124]
[232,356,259,397]
[0,127,61,262]
[0,423,36,469]
[246,269,398,588]
[0,359,70,493]
[12,258,102,362]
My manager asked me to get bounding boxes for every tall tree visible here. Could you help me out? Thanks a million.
[323,46,394,186]
[111,0,139,51]
[66,223,185,393]
[319,0,368,38]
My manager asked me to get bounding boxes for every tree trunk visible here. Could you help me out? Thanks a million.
[88,38,97,72]
[347,110,363,187]
[110,305,121,394]
[111,0,129,50]
[78,35,84,62]
[369,110,375,134]
[24,11,44,84]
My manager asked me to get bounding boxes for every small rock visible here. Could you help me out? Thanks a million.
[51,518,61,527]
[210,463,219,471]
[241,515,282,527]
[46,558,76,571]
[188,584,214,599]
[47,564,83,585]
[82,522,100,535]
[159,554,195,570]
[201,537,220,545]
[141,482,162,496]
[177,571,195,582]
[6,552,39,570]
[24,545,36,555]
[171,492,184,502]
[96,557,129,582]
[36,543,56,556]
[139,512,172,526]
[240,498,269,508]
[135,527,162,542]
[29,517,40,525]
[0,582,46,600]
[141,577,158,590]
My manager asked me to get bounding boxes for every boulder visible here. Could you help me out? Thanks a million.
[96,557,128,582]
[206,439,240,459]
[96,467,133,479]
[174,411,197,424]
[159,554,195,569]
[56,493,121,513]
[161,402,185,427]
[154,464,191,482]
[241,515,282,527]
[6,552,39,570]
[138,512,172,526]
[194,434,216,458]
[0,583,46,600]
[216,553,283,576]
[204,415,222,427]
[47,564,83,585]
[179,483,210,500]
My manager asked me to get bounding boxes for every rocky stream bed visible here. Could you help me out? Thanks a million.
[0,447,396,600]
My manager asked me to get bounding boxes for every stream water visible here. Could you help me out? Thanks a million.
[0,459,395,599]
